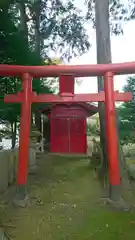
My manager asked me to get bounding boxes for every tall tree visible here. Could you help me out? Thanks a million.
[95,1,111,198]
[14,0,91,132]
[86,0,128,34]
[0,0,91,146]
[86,0,130,201]
[0,1,52,147]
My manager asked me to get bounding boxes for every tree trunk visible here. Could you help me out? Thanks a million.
[95,0,111,170]
[11,121,17,149]
[43,120,50,143]
[35,109,41,132]
[34,0,41,62]
[95,0,121,200]
[17,1,28,43]
[34,0,42,133]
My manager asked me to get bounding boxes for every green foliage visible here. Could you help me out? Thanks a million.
[0,1,52,124]
[87,122,100,136]
[23,0,91,61]
[0,2,30,65]
[0,5,22,124]
[85,0,129,35]
[0,0,92,144]
[0,125,13,139]
[118,76,135,144]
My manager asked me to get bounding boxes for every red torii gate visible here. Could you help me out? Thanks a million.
[0,62,133,201]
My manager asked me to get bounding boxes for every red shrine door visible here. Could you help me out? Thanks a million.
[50,117,87,154]
[69,118,86,153]
[50,118,69,153]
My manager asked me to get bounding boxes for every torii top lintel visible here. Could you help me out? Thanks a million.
[1,61,135,77]
[4,74,132,104]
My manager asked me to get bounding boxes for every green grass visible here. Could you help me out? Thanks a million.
[0,156,135,240]
[126,159,135,166]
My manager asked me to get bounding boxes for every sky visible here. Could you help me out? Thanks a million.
[68,0,135,94]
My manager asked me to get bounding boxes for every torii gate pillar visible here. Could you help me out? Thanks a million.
[104,72,120,200]
[16,73,32,201]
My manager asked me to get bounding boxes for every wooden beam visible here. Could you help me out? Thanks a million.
[1,62,135,77]
[4,91,132,103]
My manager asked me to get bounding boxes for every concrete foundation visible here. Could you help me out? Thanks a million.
[0,151,8,193]
[0,147,37,193]
[13,185,29,207]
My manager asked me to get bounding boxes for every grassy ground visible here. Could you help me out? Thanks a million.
[0,156,135,240]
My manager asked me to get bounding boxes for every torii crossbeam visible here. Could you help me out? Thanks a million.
[1,62,133,202]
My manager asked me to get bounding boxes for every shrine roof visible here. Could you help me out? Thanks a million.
[41,102,98,117]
